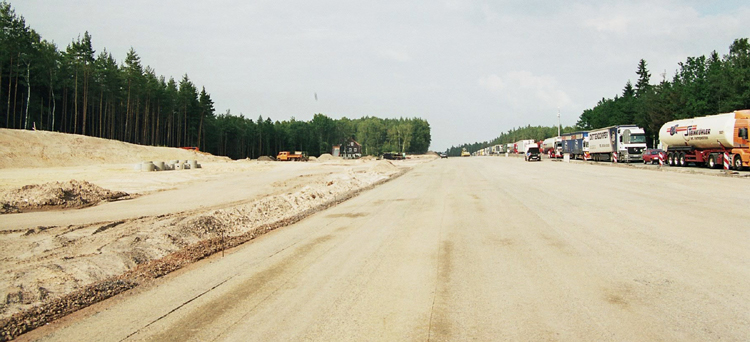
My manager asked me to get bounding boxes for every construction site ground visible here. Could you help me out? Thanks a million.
[2,129,749,341]
[0,129,422,340]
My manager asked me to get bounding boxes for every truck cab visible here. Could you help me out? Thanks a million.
[619,127,647,162]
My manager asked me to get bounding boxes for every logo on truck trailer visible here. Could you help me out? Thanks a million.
[667,124,711,137]
[590,131,608,140]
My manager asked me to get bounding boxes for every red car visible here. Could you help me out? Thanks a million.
[642,149,665,164]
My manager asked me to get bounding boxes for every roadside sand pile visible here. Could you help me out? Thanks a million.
[0,128,230,168]
[0,180,129,214]
[316,153,339,162]
[370,160,399,173]
[258,156,275,161]
[0,165,405,334]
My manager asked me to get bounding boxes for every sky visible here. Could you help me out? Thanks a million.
[12,0,750,151]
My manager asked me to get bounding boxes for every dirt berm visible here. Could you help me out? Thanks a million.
[0,129,436,340]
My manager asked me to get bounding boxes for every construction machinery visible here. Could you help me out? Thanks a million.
[276,151,308,161]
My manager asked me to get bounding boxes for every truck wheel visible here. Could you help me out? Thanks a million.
[708,154,717,168]
[667,152,673,166]
[733,155,743,170]
[679,153,686,167]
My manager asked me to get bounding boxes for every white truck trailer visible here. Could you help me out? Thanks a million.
[588,125,647,162]
[513,139,536,154]
[541,137,561,158]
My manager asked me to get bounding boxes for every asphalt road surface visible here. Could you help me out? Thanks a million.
[22,157,750,341]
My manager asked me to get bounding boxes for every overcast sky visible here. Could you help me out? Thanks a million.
[12,0,750,151]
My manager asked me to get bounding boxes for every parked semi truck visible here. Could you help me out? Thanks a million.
[588,125,647,162]
[541,137,561,158]
[513,139,536,154]
[560,131,589,160]
[659,110,750,169]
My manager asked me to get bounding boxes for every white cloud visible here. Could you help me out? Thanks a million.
[379,49,411,62]
[583,15,630,33]
[10,0,750,151]
[480,71,572,110]
[478,74,504,92]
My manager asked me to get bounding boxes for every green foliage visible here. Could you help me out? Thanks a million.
[0,2,432,159]
[209,114,431,159]
[575,38,750,146]
[445,124,576,156]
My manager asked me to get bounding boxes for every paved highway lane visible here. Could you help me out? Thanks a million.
[22,157,750,341]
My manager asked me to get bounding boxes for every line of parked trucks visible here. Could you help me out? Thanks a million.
[469,109,750,170]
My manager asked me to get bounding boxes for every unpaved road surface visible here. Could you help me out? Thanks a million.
[19,157,750,341]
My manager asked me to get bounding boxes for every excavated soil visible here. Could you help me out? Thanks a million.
[0,129,229,169]
[0,168,406,340]
[0,180,129,214]
[0,128,438,340]
[316,153,339,162]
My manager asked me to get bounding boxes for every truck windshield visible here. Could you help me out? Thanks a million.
[629,134,646,143]
[528,148,540,153]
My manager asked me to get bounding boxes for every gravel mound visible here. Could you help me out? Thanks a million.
[0,128,229,169]
[0,168,407,339]
[258,156,275,161]
[370,160,399,173]
[0,180,129,214]
[317,153,339,162]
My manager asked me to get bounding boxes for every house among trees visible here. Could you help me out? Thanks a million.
[341,139,362,159]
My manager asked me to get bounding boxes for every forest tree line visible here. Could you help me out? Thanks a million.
[445,125,578,156]
[209,114,430,159]
[576,38,750,146]
[449,38,750,155]
[0,2,431,159]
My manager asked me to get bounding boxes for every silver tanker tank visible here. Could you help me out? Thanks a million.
[659,112,738,149]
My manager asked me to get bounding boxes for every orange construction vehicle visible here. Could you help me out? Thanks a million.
[276,151,308,161]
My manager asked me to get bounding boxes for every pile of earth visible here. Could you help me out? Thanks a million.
[257,156,275,161]
[316,153,340,162]
[0,128,229,168]
[370,160,399,173]
[0,167,406,339]
[0,180,129,214]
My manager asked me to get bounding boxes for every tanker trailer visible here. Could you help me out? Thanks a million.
[659,110,750,169]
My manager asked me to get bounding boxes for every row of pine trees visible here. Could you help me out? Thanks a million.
[0,2,431,159]
[576,38,750,145]
[449,38,750,155]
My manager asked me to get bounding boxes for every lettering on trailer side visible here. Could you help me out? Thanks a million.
[590,131,609,140]
[667,124,712,141]
[667,124,711,137]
